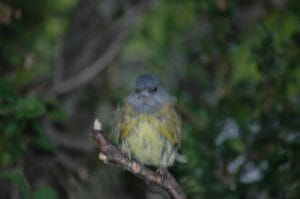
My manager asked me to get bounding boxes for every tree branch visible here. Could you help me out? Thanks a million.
[91,119,186,199]
[53,0,157,95]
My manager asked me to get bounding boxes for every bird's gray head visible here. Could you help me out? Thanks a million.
[126,74,173,113]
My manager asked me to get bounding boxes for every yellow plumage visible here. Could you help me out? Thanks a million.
[115,102,181,167]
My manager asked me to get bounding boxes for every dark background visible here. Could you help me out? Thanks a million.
[0,0,300,198]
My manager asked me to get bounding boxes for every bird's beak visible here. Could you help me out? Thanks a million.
[140,90,150,97]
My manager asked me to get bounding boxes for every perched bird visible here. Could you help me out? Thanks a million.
[114,74,186,169]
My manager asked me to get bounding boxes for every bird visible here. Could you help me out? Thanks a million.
[114,74,186,170]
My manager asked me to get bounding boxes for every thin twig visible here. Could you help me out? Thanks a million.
[91,119,186,199]
[53,29,127,94]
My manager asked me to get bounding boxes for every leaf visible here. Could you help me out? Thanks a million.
[48,109,68,122]
[15,97,46,119]
[0,80,18,116]
[33,136,56,152]
[33,185,58,199]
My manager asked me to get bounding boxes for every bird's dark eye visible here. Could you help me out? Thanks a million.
[150,87,157,93]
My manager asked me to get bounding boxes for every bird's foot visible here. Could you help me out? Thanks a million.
[156,167,169,185]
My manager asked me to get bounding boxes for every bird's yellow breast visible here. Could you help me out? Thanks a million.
[116,103,180,167]
[120,115,175,167]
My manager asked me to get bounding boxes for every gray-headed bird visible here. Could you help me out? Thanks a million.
[114,74,186,170]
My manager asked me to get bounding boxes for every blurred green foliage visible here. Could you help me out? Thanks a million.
[0,80,48,168]
[1,0,300,198]
[0,169,58,199]
[0,170,31,199]
[0,0,75,196]
[123,0,300,198]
